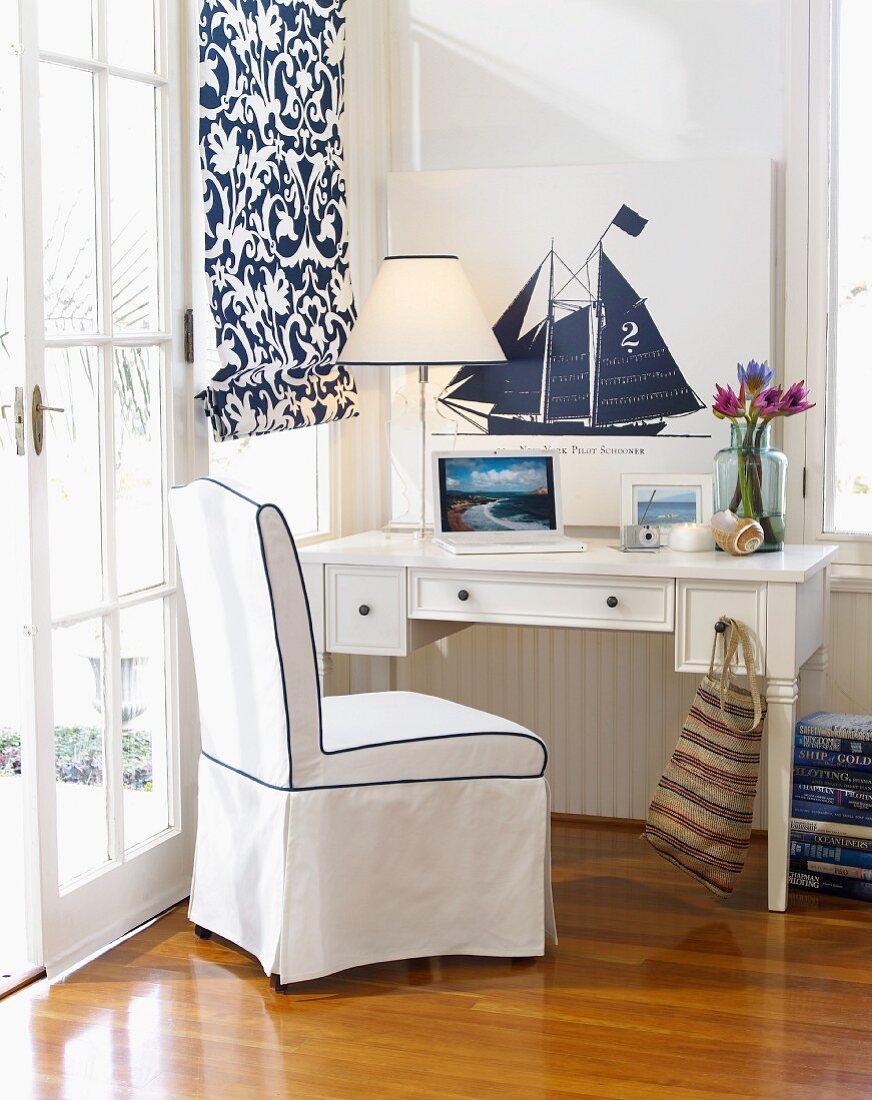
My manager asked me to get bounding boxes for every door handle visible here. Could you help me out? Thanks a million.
[31,384,65,456]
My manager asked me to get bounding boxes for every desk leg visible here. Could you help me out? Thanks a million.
[317,652,334,696]
[766,676,799,912]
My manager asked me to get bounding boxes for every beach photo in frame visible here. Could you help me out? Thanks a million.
[620,472,713,543]
[387,160,773,528]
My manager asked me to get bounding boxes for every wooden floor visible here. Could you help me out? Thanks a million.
[5,819,872,1099]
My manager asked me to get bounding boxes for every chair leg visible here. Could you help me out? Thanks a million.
[194,925,213,941]
[269,973,290,995]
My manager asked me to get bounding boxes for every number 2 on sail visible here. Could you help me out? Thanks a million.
[621,321,640,351]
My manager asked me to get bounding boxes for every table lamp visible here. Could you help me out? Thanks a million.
[339,255,506,537]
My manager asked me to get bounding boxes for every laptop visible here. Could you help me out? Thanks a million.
[432,451,587,555]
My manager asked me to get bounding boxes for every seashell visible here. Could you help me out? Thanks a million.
[710,510,764,555]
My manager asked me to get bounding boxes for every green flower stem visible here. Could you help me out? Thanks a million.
[737,439,755,519]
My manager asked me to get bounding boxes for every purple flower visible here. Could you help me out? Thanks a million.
[750,386,784,419]
[779,380,815,416]
[712,383,745,419]
[737,359,774,396]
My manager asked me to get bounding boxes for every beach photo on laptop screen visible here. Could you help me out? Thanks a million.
[438,456,558,532]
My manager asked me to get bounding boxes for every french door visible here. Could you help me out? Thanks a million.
[9,0,196,974]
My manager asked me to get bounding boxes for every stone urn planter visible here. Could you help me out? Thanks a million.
[87,655,150,729]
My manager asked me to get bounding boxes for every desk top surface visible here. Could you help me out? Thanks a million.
[298,531,838,585]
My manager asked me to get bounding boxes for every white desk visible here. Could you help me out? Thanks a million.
[298,533,838,912]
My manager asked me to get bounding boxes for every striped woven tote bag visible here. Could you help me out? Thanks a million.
[644,617,767,897]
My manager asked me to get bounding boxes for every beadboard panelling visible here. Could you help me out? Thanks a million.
[829,590,872,713]
[388,601,861,831]
[324,591,863,830]
[392,624,731,820]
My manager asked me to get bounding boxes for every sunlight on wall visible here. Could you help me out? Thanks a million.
[397,0,785,170]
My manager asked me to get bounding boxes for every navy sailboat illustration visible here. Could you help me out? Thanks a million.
[438,205,704,436]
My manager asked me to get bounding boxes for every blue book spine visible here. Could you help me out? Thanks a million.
[796,732,872,753]
[792,784,872,811]
[792,800,872,827]
[790,858,872,881]
[796,712,872,738]
[790,839,872,870]
[789,868,872,901]
[793,746,872,771]
[790,827,872,850]
[793,765,872,792]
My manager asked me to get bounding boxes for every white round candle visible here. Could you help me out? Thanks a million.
[669,523,715,552]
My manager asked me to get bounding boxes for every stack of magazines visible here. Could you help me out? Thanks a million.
[789,712,872,901]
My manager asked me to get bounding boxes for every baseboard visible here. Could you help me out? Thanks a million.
[551,811,767,839]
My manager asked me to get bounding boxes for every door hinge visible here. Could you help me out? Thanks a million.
[184,308,194,364]
[802,466,807,498]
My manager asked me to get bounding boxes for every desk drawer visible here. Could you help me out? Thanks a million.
[675,580,766,674]
[409,570,674,632]
[326,566,407,655]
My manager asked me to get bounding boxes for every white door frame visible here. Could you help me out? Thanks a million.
[15,0,197,975]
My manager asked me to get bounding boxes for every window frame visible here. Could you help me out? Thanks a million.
[789,0,872,579]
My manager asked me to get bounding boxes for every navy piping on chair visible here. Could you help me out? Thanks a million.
[172,478,548,793]
[201,748,545,792]
[256,502,304,788]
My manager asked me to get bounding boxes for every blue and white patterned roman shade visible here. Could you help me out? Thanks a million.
[198,0,358,441]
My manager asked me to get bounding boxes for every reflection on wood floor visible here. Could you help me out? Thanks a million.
[4,818,872,1098]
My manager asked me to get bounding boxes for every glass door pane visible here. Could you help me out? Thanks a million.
[121,600,169,850]
[38,0,95,59]
[114,347,165,594]
[40,63,99,335]
[108,78,161,332]
[107,0,157,74]
[45,347,103,616]
[52,618,109,885]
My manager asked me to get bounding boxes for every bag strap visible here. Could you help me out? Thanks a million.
[708,617,763,730]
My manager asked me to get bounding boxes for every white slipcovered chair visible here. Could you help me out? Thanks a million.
[169,478,556,987]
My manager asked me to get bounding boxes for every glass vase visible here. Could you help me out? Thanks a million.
[713,422,787,552]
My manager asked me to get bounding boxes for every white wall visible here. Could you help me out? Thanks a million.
[341,0,870,821]
[389,0,787,173]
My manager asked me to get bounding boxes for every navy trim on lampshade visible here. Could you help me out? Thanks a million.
[382,254,460,261]
[336,358,509,367]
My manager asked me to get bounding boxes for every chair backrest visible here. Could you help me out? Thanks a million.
[169,478,321,789]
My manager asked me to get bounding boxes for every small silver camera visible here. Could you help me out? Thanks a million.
[622,523,661,550]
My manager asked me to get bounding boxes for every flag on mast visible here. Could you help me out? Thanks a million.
[611,204,648,237]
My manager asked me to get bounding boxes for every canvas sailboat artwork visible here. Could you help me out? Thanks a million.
[438,205,705,437]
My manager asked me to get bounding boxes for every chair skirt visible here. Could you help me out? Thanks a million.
[189,754,557,984]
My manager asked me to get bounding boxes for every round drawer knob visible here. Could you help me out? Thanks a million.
[606,595,619,609]
[358,604,371,616]
[457,589,470,602]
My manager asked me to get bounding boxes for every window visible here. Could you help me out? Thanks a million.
[202,331,332,541]
[822,0,872,536]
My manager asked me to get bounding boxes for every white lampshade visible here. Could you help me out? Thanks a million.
[339,255,506,366]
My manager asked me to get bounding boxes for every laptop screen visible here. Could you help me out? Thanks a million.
[436,454,558,534]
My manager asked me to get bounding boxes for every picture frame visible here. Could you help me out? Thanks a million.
[620,473,713,544]
[388,160,772,527]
